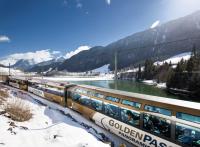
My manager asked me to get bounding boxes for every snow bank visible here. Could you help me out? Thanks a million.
[142,80,166,89]
[156,83,166,89]
[0,87,110,147]
[0,85,132,147]
[142,80,157,86]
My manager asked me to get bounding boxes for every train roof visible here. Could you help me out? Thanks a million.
[76,84,200,111]
[29,78,72,88]
[9,76,30,81]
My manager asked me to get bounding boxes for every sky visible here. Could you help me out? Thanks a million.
[0,0,200,58]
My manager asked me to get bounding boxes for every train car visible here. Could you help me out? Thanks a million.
[8,76,28,91]
[6,77,200,147]
[27,79,73,106]
[67,84,200,147]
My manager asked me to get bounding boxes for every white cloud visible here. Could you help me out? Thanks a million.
[105,0,111,5]
[0,49,59,66]
[150,20,160,29]
[76,2,82,8]
[0,35,10,43]
[76,0,82,8]
[63,0,68,6]
[164,0,200,20]
[65,46,91,59]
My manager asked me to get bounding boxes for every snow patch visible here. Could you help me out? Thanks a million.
[0,86,110,147]
[150,20,160,29]
[142,80,157,86]
[92,64,110,73]
[155,52,191,65]
[65,46,91,59]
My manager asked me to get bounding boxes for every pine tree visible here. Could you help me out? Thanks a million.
[191,44,197,58]
[143,59,155,80]
[136,64,142,81]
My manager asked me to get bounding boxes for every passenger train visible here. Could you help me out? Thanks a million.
[5,76,200,147]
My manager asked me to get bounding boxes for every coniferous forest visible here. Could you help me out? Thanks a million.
[136,45,200,101]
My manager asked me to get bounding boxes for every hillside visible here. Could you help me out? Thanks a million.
[56,11,200,72]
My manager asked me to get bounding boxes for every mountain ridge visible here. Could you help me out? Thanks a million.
[56,10,200,72]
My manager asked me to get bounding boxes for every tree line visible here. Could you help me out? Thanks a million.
[136,45,200,101]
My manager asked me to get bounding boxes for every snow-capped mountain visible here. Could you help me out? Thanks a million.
[27,45,91,72]
[0,46,91,71]
[0,50,58,66]
[57,10,200,72]
[65,46,91,59]
[0,49,62,71]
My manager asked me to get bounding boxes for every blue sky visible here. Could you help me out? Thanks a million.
[0,0,200,57]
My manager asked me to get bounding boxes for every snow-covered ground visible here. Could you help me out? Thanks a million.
[0,67,24,76]
[156,83,166,88]
[34,74,114,82]
[155,52,191,66]
[0,84,132,147]
[92,64,110,73]
[142,80,166,89]
[142,80,157,86]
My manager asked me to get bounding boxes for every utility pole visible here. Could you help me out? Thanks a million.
[114,51,118,80]
[9,63,11,76]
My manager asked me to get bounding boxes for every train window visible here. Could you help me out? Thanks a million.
[176,123,200,146]
[79,95,91,107]
[71,93,81,101]
[143,113,171,138]
[82,89,87,94]
[75,88,82,93]
[121,100,141,109]
[75,88,86,94]
[121,108,140,126]
[91,99,103,112]
[87,91,94,96]
[144,105,172,116]
[94,93,104,99]
[176,112,200,124]
[104,102,120,119]
[105,96,119,103]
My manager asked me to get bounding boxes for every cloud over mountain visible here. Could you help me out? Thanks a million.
[0,49,59,66]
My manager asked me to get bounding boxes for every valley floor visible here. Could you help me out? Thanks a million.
[33,74,114,82]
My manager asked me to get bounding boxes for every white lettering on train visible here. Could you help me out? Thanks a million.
[93,112,180,147]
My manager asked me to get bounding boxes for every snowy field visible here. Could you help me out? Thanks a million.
[0,67,24,76]
[0,84,132,147]
[33,74,114,82]
[154,52,191,66]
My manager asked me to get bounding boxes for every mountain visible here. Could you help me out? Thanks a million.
[56,11,200,72]
[0,49,65,71]
[27,57,65,72]
[27,46,91,72]
[11,59,35,70]
[154,52,191,66]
